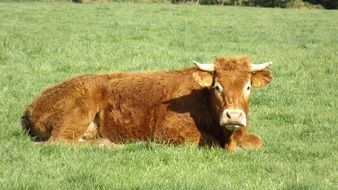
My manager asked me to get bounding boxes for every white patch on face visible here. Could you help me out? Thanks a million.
[213,81,223,94]
[243,81,251,97]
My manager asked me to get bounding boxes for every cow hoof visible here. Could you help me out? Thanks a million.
[82,122,99,140]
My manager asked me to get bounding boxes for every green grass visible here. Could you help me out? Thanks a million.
[0,2,337,189]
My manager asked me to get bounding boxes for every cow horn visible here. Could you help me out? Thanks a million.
[250,61,272,72]
[193,61,215,72]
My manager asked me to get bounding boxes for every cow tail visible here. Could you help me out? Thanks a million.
[21,110,43,141]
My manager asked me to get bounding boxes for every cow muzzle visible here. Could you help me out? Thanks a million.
[219,109,247,131]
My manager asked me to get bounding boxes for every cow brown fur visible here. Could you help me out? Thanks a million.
[21,56,272,151]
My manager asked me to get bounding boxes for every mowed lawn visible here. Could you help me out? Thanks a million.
[0,2,337,189]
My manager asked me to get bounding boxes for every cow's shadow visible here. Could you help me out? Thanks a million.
[162,89,225,146]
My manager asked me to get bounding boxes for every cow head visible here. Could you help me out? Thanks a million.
[193,56,272,131]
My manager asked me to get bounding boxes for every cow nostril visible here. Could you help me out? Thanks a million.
[225,111,243,119]
[223,110,246,126]
[226,112,231,119]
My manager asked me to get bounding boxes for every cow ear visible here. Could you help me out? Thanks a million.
[193,71,214,88]
[251,70,272,88]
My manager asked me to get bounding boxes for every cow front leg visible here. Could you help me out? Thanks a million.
[237,133,262,150]
[224,130,262,151]
[224,136,239,152]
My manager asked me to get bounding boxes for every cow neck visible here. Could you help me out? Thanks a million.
[204,89,220,128]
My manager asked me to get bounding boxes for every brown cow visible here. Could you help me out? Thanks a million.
[21,56,272,151]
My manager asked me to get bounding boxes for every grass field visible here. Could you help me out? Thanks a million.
[0,2,337,189]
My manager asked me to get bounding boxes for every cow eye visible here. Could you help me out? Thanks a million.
[247,86,251,90]
[214,83,223,93]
